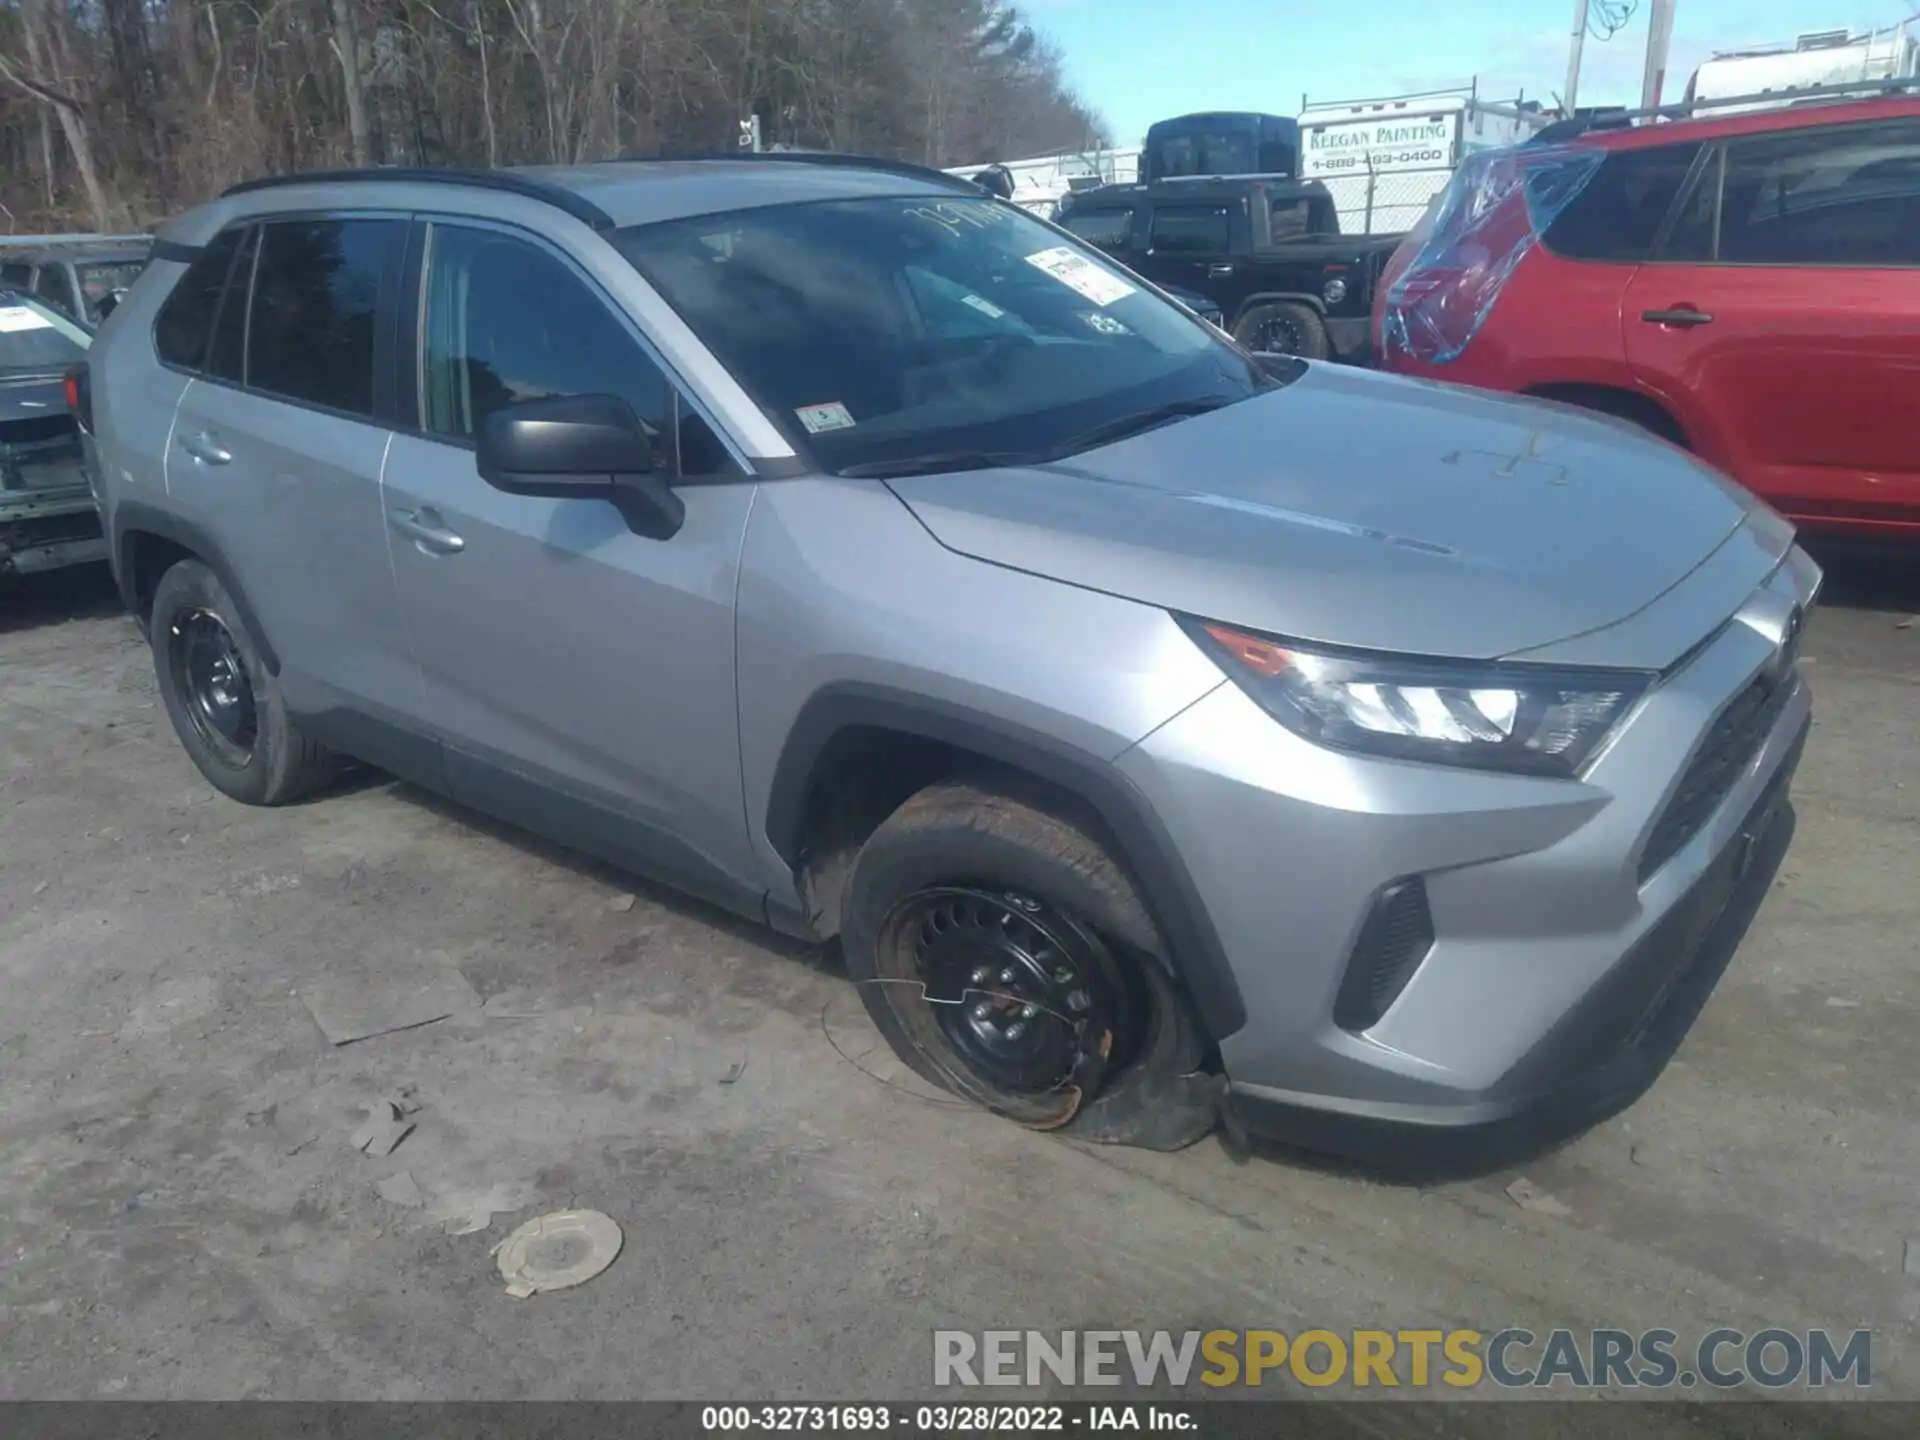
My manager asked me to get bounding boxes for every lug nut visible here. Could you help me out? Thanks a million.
[1005,1022,1027,1041]
[1020,1003,1040,1020]
[970,966,991,985]
[971,1002,993,1021]
[999,967,1017,984]
[1066,989,1090,1012]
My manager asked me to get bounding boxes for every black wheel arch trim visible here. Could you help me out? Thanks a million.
[111,500,282,676]
[764,683,1248,1041]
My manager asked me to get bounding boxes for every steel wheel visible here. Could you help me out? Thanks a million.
[1255,312,1306,354]
[168,607,258,769]
[873,885,1134,1126]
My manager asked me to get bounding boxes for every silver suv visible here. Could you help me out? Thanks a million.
[83,156,1818,1163]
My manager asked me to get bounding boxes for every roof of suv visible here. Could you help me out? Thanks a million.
[218,154,983,232]
[1539,89,1920,153]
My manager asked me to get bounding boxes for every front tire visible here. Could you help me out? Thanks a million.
[841,778,1217,1150]
[1233,300,1330,361]
[149,558,334,806]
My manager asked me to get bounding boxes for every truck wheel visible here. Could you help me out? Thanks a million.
[1234,301,1330,361]
[149,558,335,806]
[841,777,1218,1151]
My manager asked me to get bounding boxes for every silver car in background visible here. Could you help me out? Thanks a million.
[80,156,1816,1163]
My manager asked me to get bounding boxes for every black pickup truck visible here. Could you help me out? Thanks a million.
[1054,176,1402,364]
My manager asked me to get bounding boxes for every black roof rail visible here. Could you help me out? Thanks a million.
[1529,75,1920,144]
[607,148,984,194]
[220,167,617,231]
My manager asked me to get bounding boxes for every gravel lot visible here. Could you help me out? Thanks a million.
[1,552,1915,1425]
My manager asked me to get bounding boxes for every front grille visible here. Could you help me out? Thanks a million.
[1638,674,1794,883]
[1333,878,1435,1032]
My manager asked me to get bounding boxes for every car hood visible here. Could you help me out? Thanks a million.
[887,364,1767,665]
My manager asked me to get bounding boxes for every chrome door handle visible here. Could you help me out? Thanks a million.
[1207,262,1235,278]
[387,506,466,555]
[178,430,231,465]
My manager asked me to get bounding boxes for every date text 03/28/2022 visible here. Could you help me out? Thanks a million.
[700,1406,1193,1432]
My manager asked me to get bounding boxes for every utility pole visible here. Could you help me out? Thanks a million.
[1641,0,1678,108]
[1565,0,1591,115]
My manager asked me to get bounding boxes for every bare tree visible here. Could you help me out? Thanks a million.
[0,0,1107,230]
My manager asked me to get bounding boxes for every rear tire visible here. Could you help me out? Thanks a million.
[149,558,335,806]
[1233,301,1330,361]
[841,777,1218,1151]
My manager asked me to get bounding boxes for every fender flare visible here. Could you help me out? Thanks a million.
[1233,290,1327,318]
[112,499,282,676]
[764,683,1248,1041]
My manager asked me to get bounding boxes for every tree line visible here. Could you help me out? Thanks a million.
[0,0,1107,232]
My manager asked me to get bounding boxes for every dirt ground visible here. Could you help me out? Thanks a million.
[1,552,1916,1421]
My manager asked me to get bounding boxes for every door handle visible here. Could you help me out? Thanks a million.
[1207,263,1235,278]
[177,430,232,465]
[1641,307,1713,328]
[387,505,466,556]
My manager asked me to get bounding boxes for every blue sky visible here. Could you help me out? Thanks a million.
[1025,0,1915,146]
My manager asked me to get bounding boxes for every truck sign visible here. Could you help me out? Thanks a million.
[1300,112,1462,176]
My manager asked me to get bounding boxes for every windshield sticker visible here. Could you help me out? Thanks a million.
[796,401,856,435]
[1080,312,1131,336]
[1024,246,1135,307]
[959,293,1007,319]
[0,305,53,334]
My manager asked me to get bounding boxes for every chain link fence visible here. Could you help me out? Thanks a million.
[1312,164,1456,236]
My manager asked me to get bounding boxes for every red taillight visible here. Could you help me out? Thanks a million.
[64,364,93,433]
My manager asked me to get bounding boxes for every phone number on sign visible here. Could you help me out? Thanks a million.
[701,1406,1074,1432]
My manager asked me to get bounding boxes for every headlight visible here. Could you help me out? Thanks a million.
[1322,277,1349,306]
[1183,619,1650,777]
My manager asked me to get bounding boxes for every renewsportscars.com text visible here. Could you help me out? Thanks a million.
[933,1328,1872,1391]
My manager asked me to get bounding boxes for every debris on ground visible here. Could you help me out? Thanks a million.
[374,1170,425,1208]
[608,893,637,912]
[300,960,481,1045]
[719,1060,747,1085]
[1826,996,1862,1009]
[429,1180,538,1236]
[493,1209,624,1299]
[1505,1177,1573,1218]
[32,881,48,896]
[483,988,559,1020]
[1904,1239,1918,1277]
[349,1099,416,1157]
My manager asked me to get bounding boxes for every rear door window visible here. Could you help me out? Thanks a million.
[1712,121,1920,266]
[1148,205,1231,253]
[155,227,246,370]
[205,227,258,385]
[1541,142,1700,261]
[246,218,399,417]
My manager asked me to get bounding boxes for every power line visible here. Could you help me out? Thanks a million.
[1588,0,1640,40]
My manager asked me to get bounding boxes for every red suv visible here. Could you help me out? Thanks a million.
[1373,91,1920,540]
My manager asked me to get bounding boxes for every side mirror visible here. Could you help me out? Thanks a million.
[476,393,685,540]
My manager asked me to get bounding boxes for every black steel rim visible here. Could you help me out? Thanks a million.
[1257,313,1304,354]
[877,886,1129,1117]
[169,608,257,768]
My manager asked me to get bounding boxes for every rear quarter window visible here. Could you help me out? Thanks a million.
[1537,142,1701,261]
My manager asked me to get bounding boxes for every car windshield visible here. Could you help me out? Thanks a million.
[617,194,1273,474]
[0,294,89,375]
